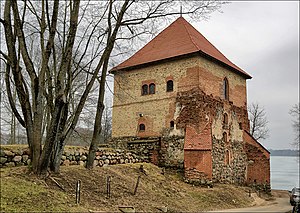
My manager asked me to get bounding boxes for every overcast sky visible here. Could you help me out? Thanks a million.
[194,1,299,150]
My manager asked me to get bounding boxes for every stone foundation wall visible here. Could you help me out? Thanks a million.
[212,137,247,184]
[159,136,184,168]
[0,146,145,168]
[110,136,185,169]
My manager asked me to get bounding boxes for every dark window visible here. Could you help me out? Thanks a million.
[239,122,243,130]
[225,150,230,165]
[142,84,148,95]
[223,132,227,143]
[170,121,175,128]
[223,113,228,125]
[166,80,173,92]
[223,78,229,100]
[149,83,155,94]
[139,124,145,131]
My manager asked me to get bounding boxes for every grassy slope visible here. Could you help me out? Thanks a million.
[1,164,254,212]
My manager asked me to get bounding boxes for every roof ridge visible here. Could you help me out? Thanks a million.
[181,18,201,51]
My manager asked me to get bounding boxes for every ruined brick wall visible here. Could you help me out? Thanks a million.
[112,55,247,138]
[243,131,270,185]
[176,88,249,184]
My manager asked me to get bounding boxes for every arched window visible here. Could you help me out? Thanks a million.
[225,150,230,165]
[149,83,155,94]
[223,113,228,125]
[139,124,145,131]
[223,78,229,100]
[142,84,148,95]
[223,132,227,143]
[170,121,175,128]
[166,80,173,92]
[223,113,228,129]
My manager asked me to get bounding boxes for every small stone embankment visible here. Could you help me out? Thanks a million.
[0,145,148,168]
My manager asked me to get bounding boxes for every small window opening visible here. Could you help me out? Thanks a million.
[142,84,148,95]
[166,80,173,92]
[225,150,230,165]
[223,132,228,143]
[223,78,229,100]
[149,83,155,94]
[239,122,243,130]
[170,121,175,128]
[139,124,145,131]
[223,113,228,126]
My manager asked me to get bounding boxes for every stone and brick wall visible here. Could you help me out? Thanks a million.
[0,146,146,168]
[174,87,249,183]
[212,136,247,184]
[110,50,270,187]
[112,55,247,138]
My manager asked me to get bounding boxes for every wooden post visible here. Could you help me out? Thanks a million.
[76,180,81,204]
[133,175,141,195]
[107,176,111,198]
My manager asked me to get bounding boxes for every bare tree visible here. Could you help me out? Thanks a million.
[248,102,269,141]
[289,103,299,150]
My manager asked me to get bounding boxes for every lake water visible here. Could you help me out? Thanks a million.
[271,156,300,190]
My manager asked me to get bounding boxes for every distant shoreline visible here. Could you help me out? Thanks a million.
[269,149,299,157]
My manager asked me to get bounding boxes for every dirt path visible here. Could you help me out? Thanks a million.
[211,190,293,212]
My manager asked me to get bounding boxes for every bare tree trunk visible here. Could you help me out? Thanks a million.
[86,0,129,169]
[50,103,68,173]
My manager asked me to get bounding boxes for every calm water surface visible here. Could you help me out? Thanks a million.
[271,156,299,190]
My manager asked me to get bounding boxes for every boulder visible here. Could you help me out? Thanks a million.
[22,155,29,162]
[13,155,22,162]
[16,149,24,156]
[63,160,70,166]
[104,159,110,165]
[5,162,15,167]
[0,157,7,164]
[80,155,87,161]
[4,150,14,157]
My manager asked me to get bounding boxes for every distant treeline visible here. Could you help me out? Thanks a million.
[269,149,299,157]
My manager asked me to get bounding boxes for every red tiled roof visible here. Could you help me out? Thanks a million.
[111,17,251,79]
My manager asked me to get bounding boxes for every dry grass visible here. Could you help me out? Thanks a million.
[1,164,255,212]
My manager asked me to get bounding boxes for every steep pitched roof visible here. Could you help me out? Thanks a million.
[111,17,251,79]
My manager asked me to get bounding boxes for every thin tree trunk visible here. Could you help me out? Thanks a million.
[86,0,129,169]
